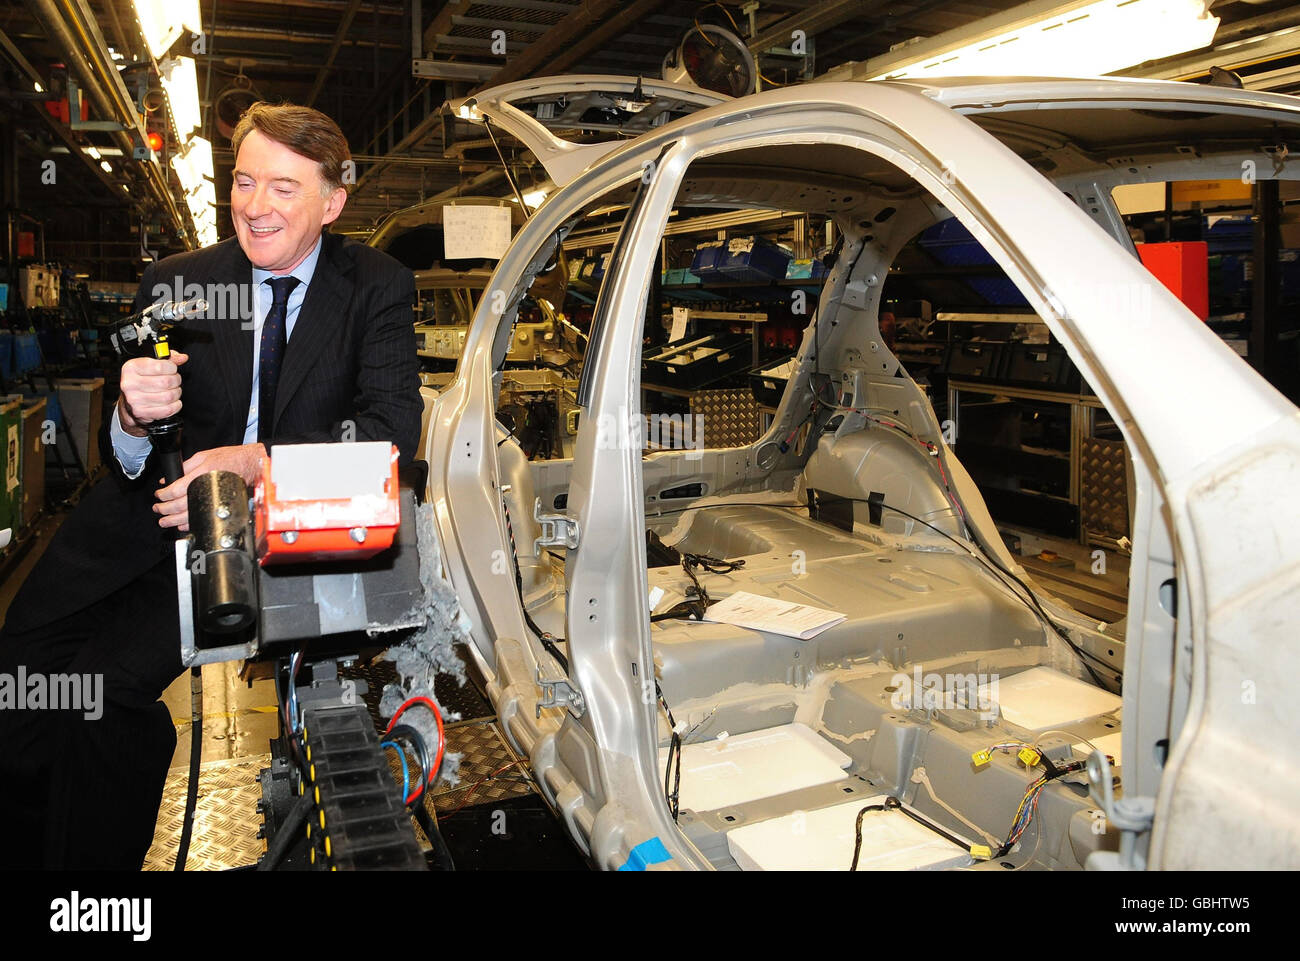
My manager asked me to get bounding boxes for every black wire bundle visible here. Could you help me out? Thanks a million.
[849,796,975,870]
[385,722,456,870]
[656,681,683,821]
[650,552,744,623]
[501,494,570,674]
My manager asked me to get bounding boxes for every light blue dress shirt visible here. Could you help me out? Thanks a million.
[111,236,324,479]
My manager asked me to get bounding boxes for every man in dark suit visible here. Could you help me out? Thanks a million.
[0,102,421,869]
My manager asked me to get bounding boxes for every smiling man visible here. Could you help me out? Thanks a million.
[0,102,421,870]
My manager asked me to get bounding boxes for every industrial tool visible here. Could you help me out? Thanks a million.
[176,442,449,870]
[109,297,208,485]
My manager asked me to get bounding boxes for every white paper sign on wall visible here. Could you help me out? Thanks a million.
[443,205,513,260]
[670,307,689,343]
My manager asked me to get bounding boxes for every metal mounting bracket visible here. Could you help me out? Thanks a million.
[536,669,585,719]
[533,497,579,554]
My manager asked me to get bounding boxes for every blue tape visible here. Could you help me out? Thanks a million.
[617,836,673,872]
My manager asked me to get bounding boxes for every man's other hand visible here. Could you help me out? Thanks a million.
[153,444,268,531]
[118,351,189,437]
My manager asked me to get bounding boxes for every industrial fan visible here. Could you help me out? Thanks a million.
[214,60,261,140]
[662,24,756,97]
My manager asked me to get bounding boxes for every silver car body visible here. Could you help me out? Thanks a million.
[424,77,1300,870]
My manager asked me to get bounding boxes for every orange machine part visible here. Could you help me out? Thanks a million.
[254,444,401,565]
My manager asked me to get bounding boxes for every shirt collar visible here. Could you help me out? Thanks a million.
[251,233,324,293]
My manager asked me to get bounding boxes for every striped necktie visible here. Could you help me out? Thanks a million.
[258,275,300,443]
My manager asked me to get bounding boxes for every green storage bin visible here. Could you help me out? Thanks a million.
[1,396,21,537]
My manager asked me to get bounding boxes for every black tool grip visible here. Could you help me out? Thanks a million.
[148,418,185,486]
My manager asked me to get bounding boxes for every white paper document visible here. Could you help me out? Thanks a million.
[442,204,512,260]
[702,591,845,640]
[669,306,689,342]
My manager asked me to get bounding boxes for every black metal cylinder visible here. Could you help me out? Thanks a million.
[148,418,185,486]
[188,470,257,635]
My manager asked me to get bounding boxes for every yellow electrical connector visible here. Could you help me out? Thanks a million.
[1017,747,1042,768]
[972,748,992,767]
[970,844,992,860]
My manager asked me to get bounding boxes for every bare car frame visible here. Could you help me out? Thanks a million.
[420,76,1300,870]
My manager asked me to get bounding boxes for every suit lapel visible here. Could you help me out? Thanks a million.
[206,239,255,443]
[272,232,354,431]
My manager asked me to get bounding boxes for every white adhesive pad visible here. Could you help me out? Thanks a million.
[727,797,973,871]
[980,666,1122,732]
[659,722,851,813]
[1075,731,1123,766]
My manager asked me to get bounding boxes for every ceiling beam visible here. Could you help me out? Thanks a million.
[747,0,881,53]
[468,0,630,92]
[305,0,363,107]
[536,0,669,78]
[422,0,474,55]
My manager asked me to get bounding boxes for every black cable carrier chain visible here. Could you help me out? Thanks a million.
[299,704,426,871]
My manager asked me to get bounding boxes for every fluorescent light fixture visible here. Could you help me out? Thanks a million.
[34,81,43,93]
[100,160,113,173]
[171,135,213,195]
[510,189,548,208]
[863,0,1219,80]
[133,0,202,60]
[85,146,102,160]
[160,56,201,138]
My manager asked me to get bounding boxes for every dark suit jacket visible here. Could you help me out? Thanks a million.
[6,231,421,633]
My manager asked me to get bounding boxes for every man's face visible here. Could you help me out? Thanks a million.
[231,129,346,274]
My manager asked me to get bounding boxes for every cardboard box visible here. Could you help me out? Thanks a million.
[51,377,104,475]
[18,397,45,527]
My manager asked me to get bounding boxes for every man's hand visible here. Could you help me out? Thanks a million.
[119,351,189,436]
[153,444,267,531]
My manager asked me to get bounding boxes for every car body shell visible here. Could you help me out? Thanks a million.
[423,76,1300,869]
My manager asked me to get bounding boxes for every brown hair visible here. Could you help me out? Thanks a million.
[230,101,351,194]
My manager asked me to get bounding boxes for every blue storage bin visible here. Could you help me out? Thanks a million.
[0,331,12,379]
[967,277,1028,307]
[13,333,41,375]
[587,250,611,282]
[717,236,791,283]
[919,219,1027,306]
[38,328,76,365]
[1217,249,1300,297]
[31,390,60,428]
[918,218,996,266]
[691,241,726,281]
[1206,216,1253,255]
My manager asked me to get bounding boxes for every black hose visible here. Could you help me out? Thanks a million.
[256,793,314,872]
[412,801,456,871]
[174,666,203,870]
